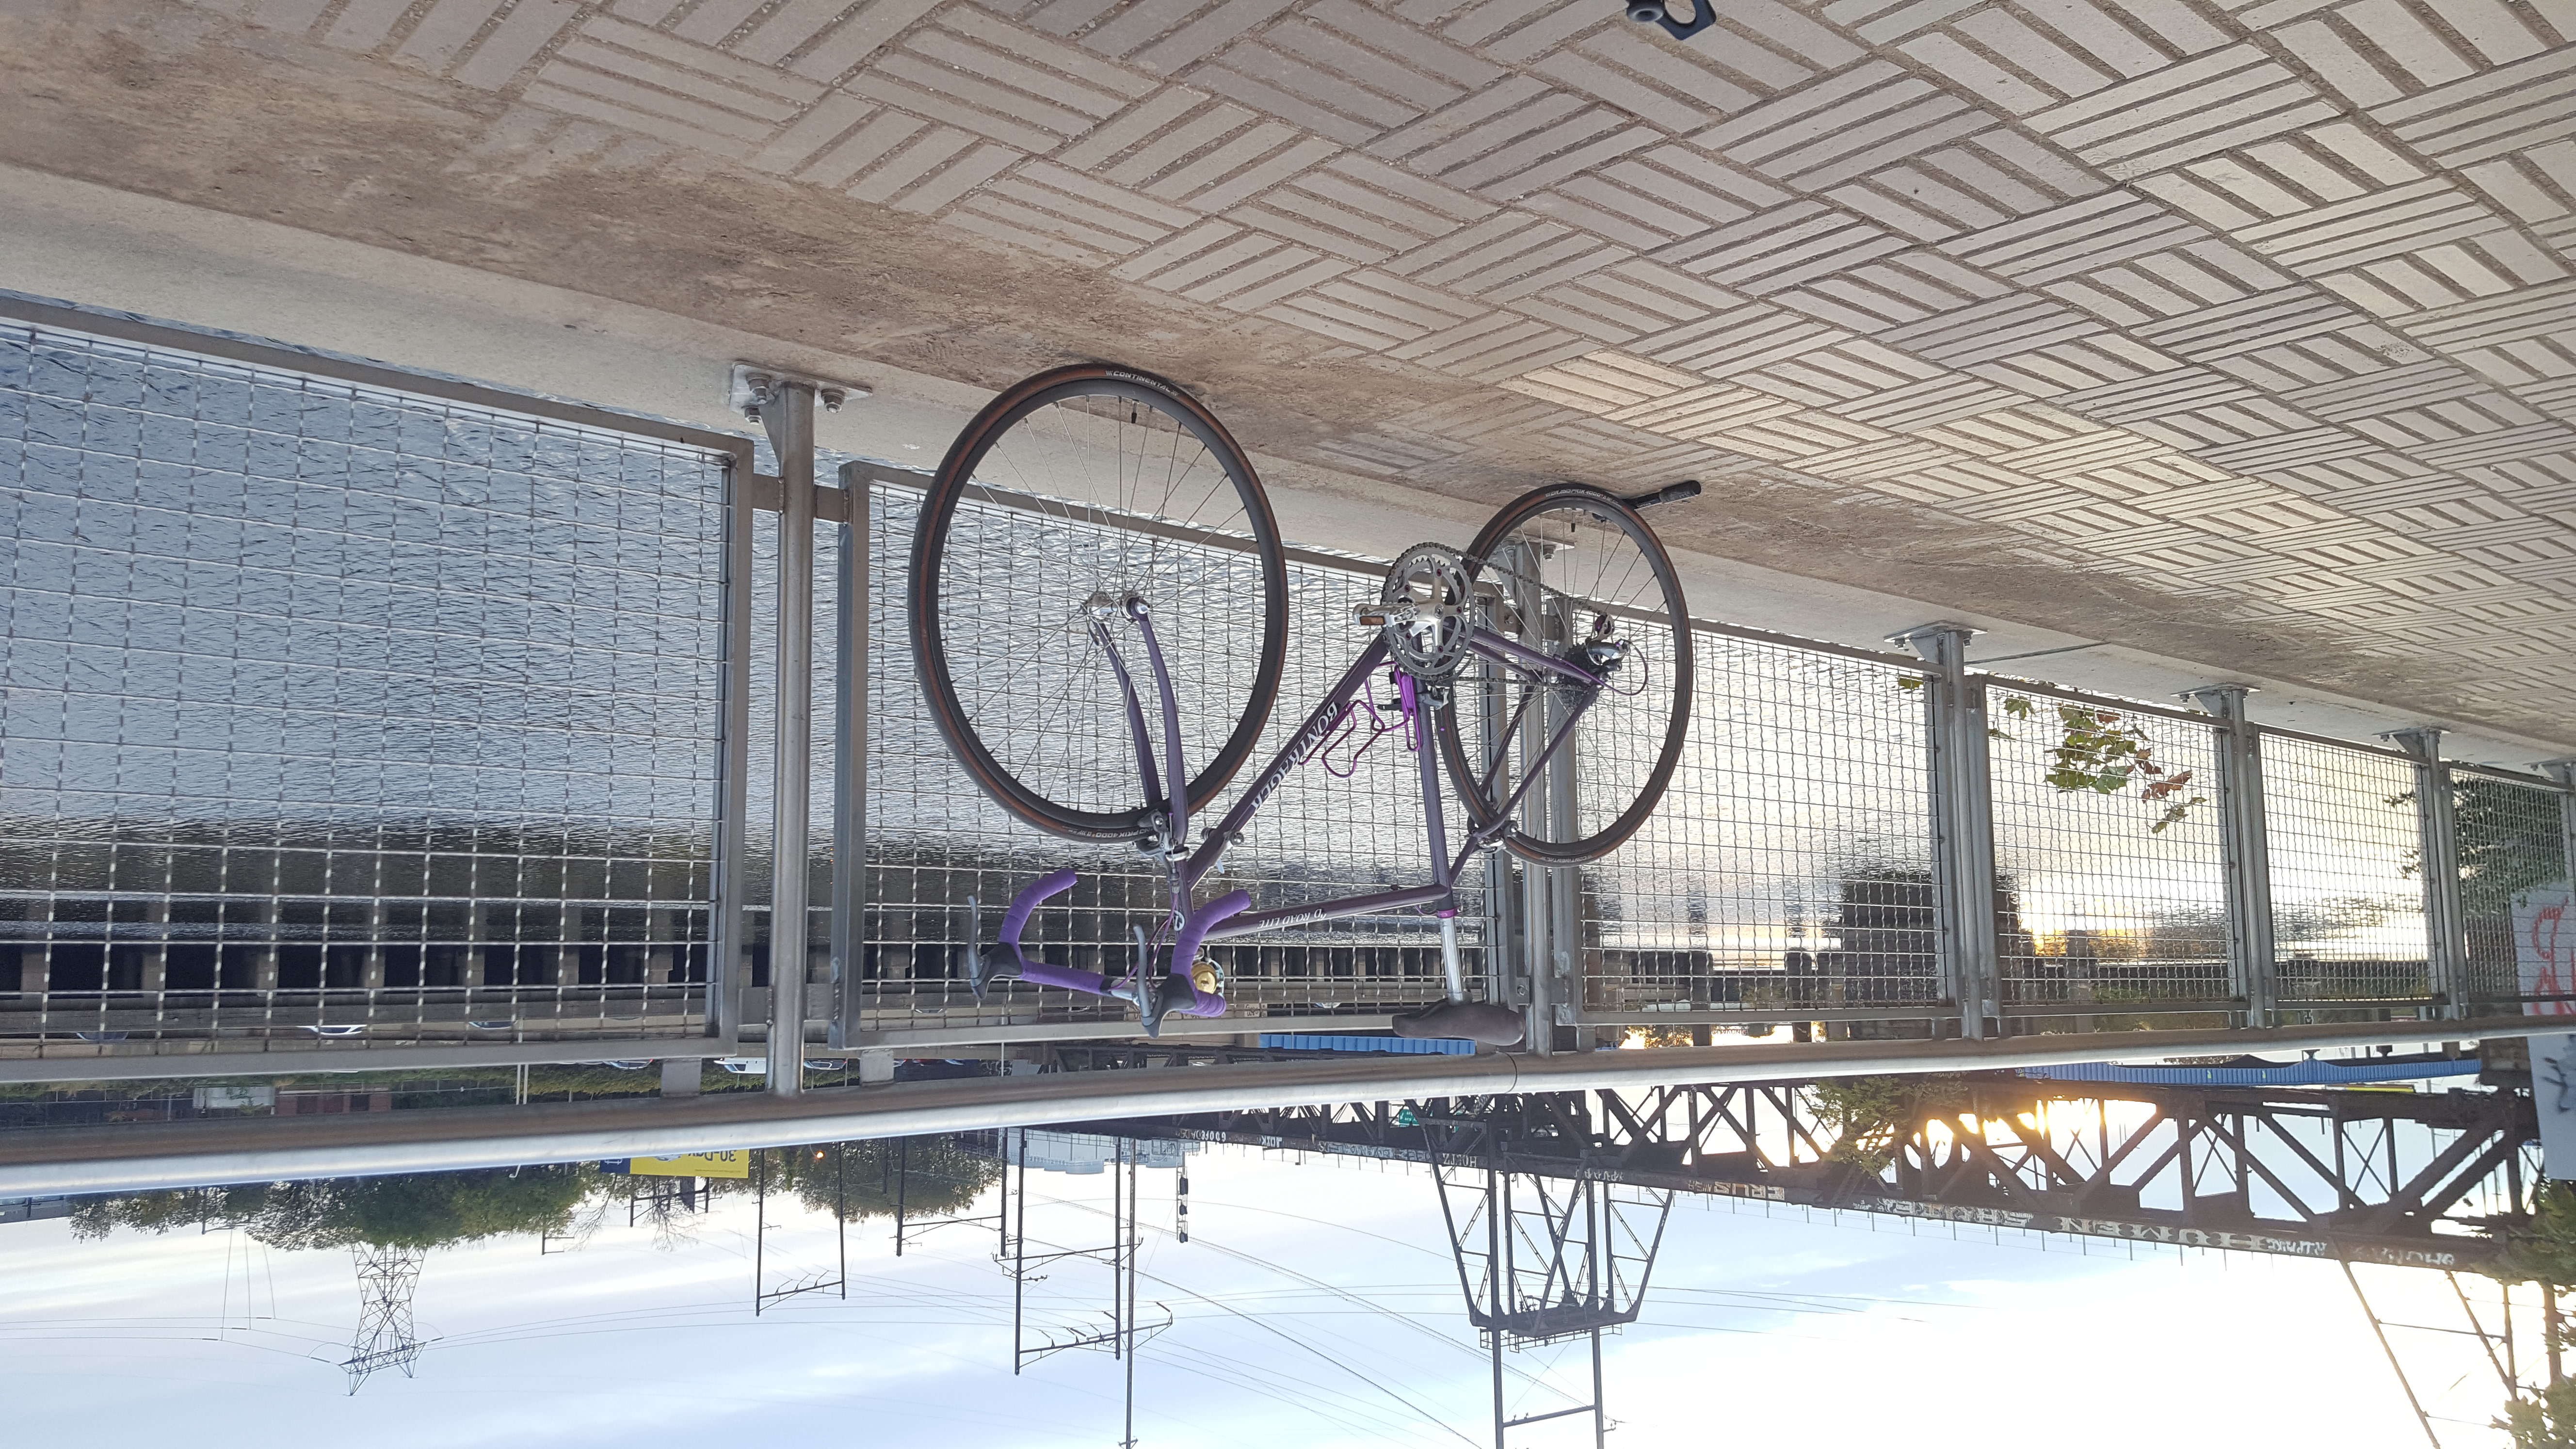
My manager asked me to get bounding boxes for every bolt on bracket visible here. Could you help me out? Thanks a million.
[729,363,868,423]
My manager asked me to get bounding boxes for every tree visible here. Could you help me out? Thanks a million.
[1808,1076,1915,1175]
[2498,1378,2576,1448]
[2490,1184,2576,1288]
[758,1137,1003,1223]
[2455,776,2573,922]
[1897,685,2207,834]
[73,1168,596,1250]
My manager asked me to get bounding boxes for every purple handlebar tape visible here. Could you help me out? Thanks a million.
[998,868,1077,968]
[1165,888,1251,1018]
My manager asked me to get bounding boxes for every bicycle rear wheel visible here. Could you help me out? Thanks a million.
[1435,483,1692,864]
[909,364,1288,843]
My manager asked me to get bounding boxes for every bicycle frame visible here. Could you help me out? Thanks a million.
[1101,601,1606,1007]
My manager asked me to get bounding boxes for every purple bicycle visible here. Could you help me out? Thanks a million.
[907,364,1694,1039]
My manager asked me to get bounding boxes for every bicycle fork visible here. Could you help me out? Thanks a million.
[961,597,1232,1034]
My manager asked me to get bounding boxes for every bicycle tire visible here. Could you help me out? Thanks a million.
[1434,482,1692,864]
[909,364,1288,843]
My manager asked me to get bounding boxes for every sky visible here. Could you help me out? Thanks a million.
[0,1142,2530,1449]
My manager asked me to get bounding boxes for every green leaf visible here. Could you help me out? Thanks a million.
[2150,797,2206,834]
[1897,676,1924,691]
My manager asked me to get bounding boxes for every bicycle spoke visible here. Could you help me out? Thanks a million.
[914,368,1283,837]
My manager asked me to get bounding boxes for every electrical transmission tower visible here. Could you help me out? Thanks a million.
[1005,1134,1172,1447]
[342,1243,426,1393]
[1427,1102,1674,1448]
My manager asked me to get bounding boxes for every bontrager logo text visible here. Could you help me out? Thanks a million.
[1234,698,1350,824]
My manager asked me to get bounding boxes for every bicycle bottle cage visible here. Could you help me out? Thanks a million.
[1378,543,1475,683]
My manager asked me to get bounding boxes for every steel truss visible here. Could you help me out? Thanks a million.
[1082,1072,2533,1271]
[1420,1101,1673,1447]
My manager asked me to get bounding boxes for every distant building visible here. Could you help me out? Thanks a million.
[277,1089,394,1115]
[1005,1130,1192,1174]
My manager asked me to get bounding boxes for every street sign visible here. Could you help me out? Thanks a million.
[630,1150,751,1179]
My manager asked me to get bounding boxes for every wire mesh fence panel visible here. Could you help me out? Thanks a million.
[0,320,726,1052]
[856,480,1484,1021]
[2452,769,2574,1014]
[2261,737,2432,1009]
[1985,690,2230,1022]
[16,315,2565,1062]
[1573,634,1935,1028]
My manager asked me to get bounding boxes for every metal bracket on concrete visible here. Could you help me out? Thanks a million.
[1889,623,2000,1039]
[2385,727,2469,1019]
[2183,685,2277,1026]
[728,363,863,422]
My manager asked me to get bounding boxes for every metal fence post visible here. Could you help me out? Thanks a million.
[1535,578,1584,1053]
[762,383,818,1093]
[1497,541,1562,1054]
[2384,728,2468,1020]
[830,464,871,1052]
[1890,624,1999,1039]
[2183,685,2277,1027]
[1467,575,1527,1029]
[712,451,755,1044]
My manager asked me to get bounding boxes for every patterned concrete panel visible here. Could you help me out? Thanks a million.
[9,0,2576,740]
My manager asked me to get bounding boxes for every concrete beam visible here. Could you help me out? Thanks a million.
[2,1015,2560,1197]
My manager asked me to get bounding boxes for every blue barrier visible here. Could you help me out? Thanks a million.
[1258,1033,1476,1056]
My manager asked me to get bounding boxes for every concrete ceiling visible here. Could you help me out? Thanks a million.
[3,0,2573,750]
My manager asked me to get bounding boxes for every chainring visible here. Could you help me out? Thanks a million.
[1380,543,1475,683]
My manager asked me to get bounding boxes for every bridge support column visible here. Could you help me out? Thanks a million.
[2185,685,2276,1026]
[2386,728,2469,1020]
[1891,623,1999,1039]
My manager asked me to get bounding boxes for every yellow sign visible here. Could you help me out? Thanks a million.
[630,1150,750,1179]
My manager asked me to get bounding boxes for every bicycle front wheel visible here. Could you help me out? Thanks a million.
[908,364,1288,843]
[1436,483,1692,864]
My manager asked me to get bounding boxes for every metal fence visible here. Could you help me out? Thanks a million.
[0,301,750,1056]
[1580,634,1934,1021]
[2,299,2571,1061]
[1986,687,2230,1022]
[2263,736,2434,1009]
